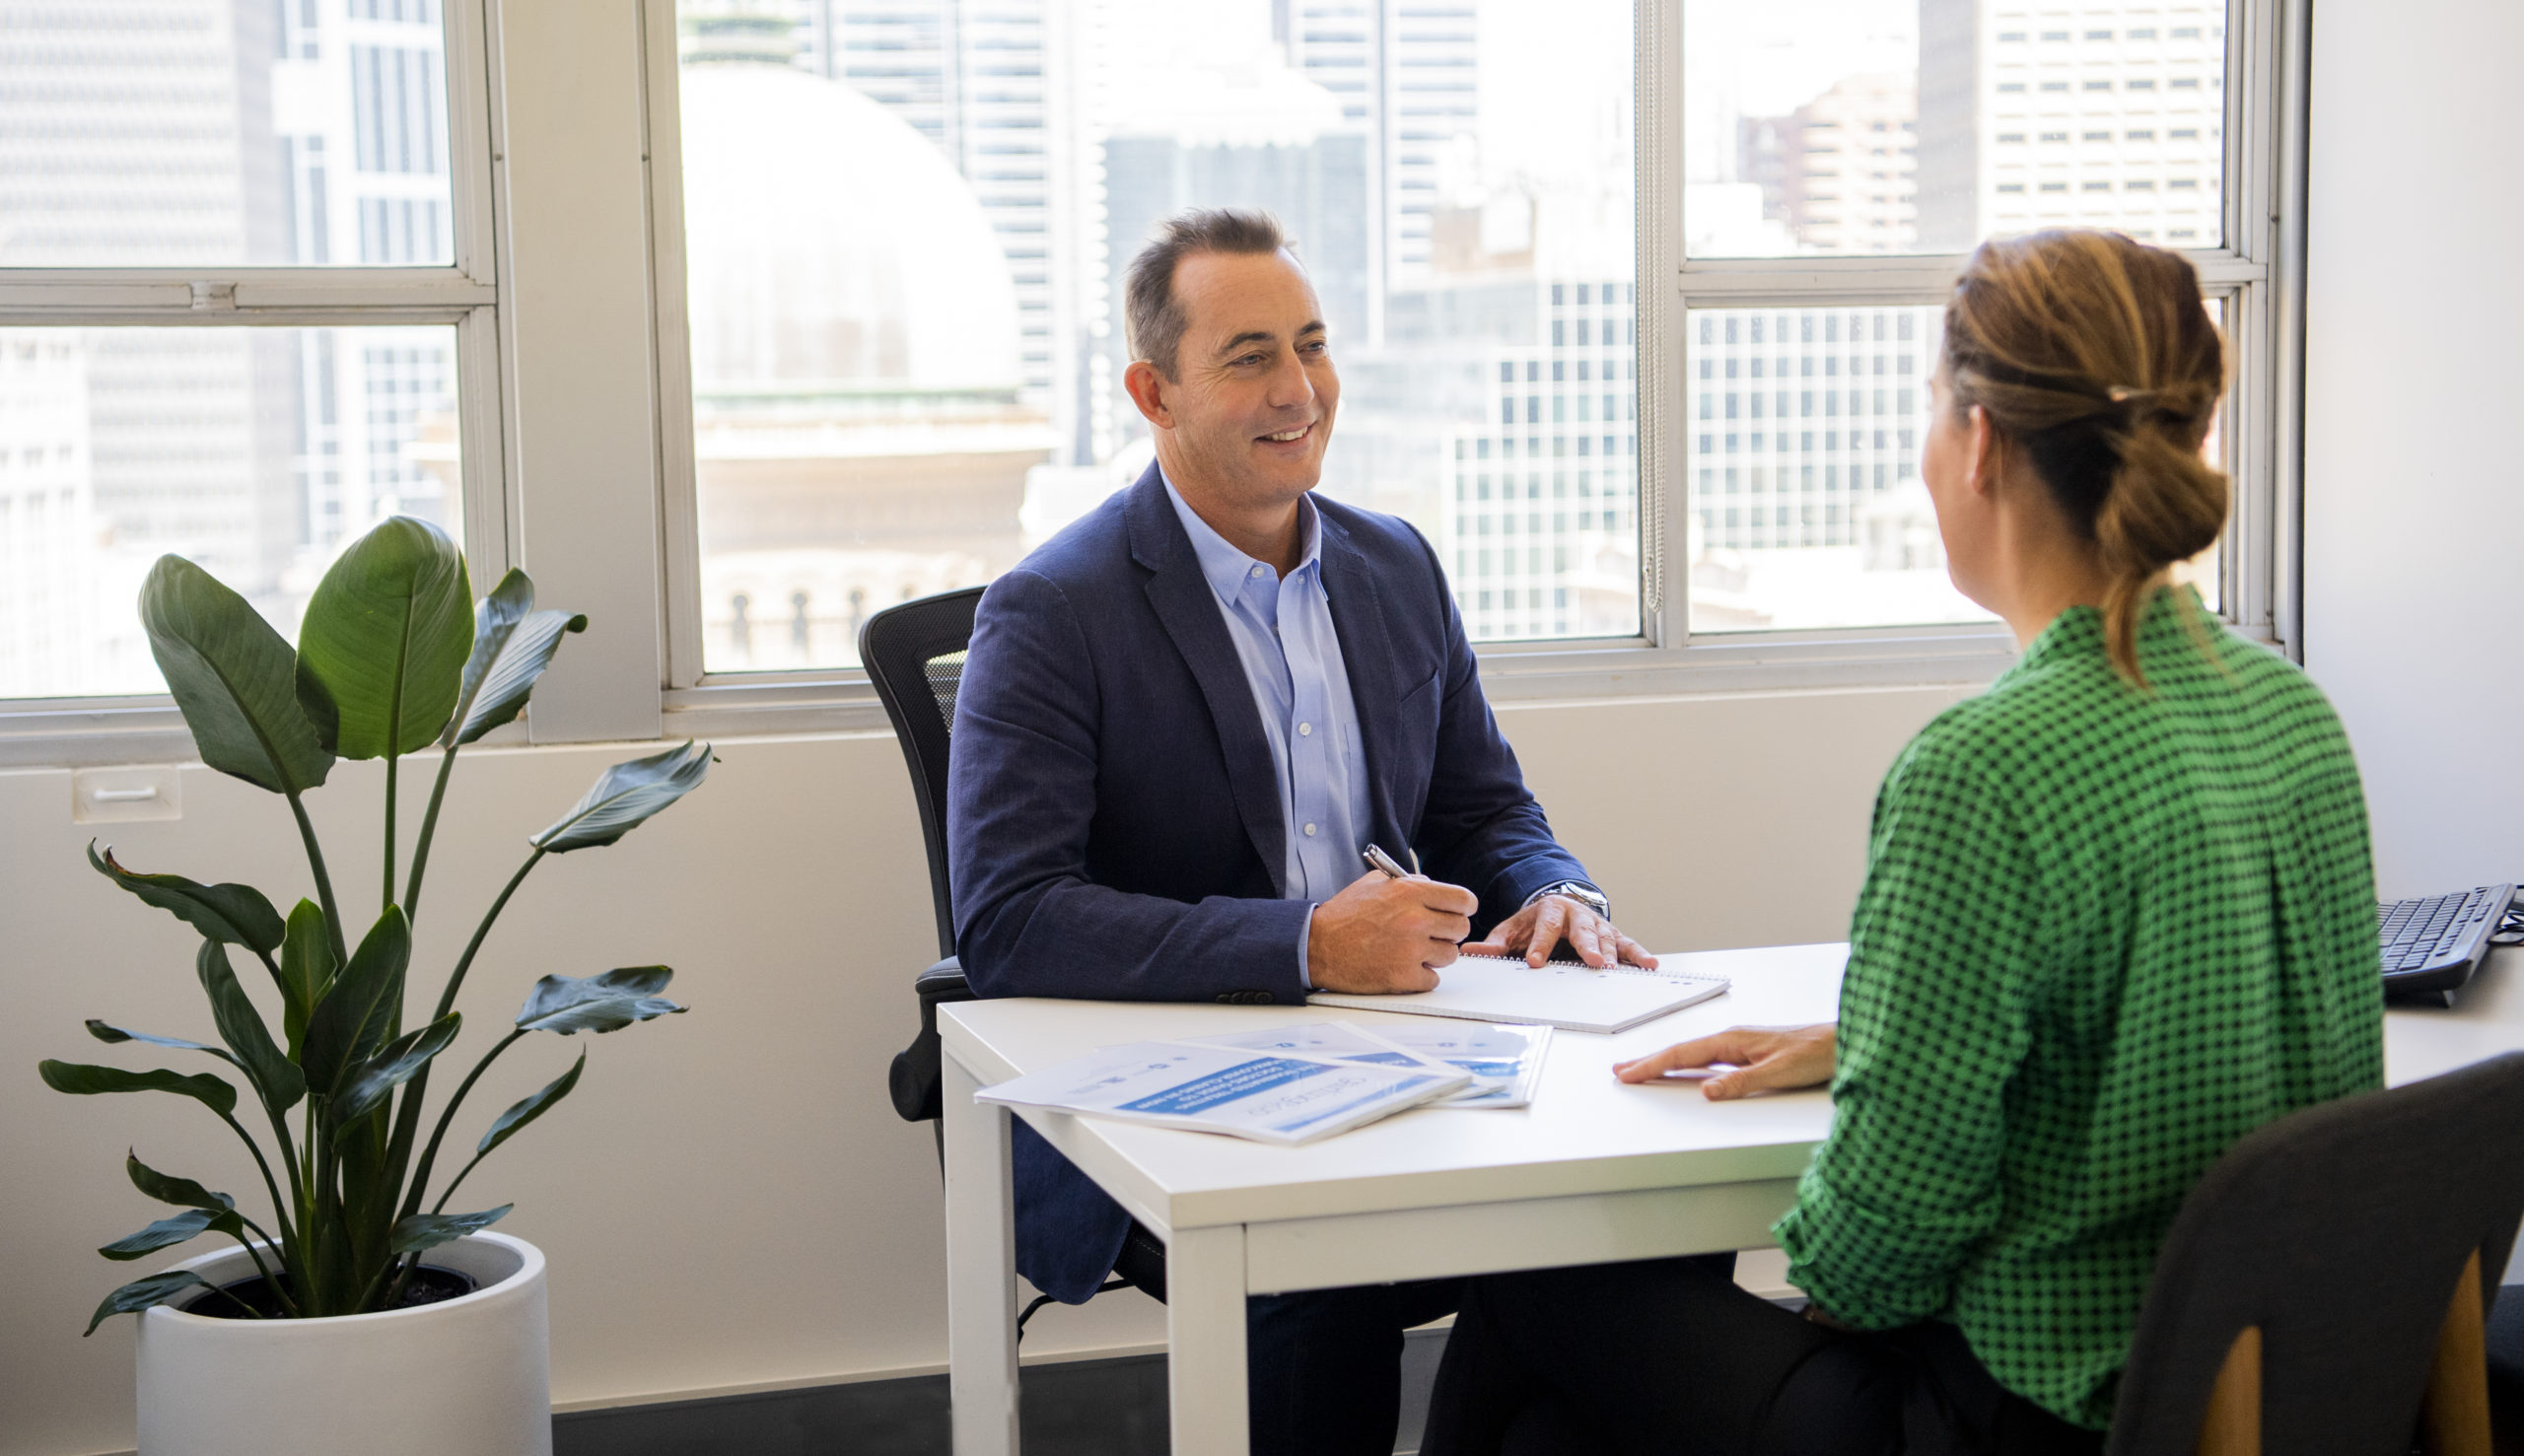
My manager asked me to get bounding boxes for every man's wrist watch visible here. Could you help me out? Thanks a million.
[1524,880,1611,922]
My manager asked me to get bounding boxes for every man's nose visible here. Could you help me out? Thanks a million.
[1265,351,1315,410]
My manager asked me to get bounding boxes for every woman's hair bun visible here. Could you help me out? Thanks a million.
[1941,230,2228,685]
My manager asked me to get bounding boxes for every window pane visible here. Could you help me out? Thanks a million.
[678,0,1638,673]
[0,0,456,268]
[0,325,462,698]
[1684,305,1989,633]
[1686,0,2228,257]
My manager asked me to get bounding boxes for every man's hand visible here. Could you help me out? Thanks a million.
[1462,894,1657,970]
[1307,871,1476,994]
[1613,1024,1837,1101]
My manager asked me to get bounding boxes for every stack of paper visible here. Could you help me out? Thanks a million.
[1185,1020,1550,1109]
[975,1038,1468,1145]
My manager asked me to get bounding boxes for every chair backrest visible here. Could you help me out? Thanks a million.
[859,586,986,960]
[2106,1051,2524,1455]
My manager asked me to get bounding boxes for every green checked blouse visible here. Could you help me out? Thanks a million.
[1773,586,2384,1429]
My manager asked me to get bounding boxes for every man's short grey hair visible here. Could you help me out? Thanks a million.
[1124,208,1295,381]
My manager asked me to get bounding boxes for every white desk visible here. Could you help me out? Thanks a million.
[939,940,2524,1456]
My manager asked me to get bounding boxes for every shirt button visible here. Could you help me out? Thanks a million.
[1303,823,1318,837]
[1298,722,1313,736]
[1249,564,1266,578]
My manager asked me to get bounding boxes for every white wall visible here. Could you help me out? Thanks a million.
[2302,0,2524,896]
[0,685,1963,1455]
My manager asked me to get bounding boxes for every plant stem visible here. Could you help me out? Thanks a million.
[196,1283,264,1320]
[214,1109,297,1256]
[247,1094,306,1252]
[400,1028,526,1225]
[283,789,349,970]
[228,1228,299,1318]
[379,847,546,1226]
[435,849,545,1024]
[383,748,398,919]
[402,744,459,923]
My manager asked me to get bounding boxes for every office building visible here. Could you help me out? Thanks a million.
[1280,0,1480,326]
[1436,277,1641,642]
[1741,73,1921,252]
[796,0,1078,448]
[1915,0,2227,245]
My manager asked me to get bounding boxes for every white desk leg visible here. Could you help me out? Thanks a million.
[1166,1222,1250,1456]
[944,1051,1019,1456]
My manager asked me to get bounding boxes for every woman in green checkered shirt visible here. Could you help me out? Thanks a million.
[1424,230,2381,1455]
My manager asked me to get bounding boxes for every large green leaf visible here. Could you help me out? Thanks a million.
[99,1207,245,1262]
[297,517,473,759]
[331,1012,461,1125]
[276,899,334,1060]
[84,1270,213,1336]
[301,907,410,1095]
[38,1062,238,1118]
[137,555,334,795]
[530,741,714,854]
[86,844,286,953]
[476,1051,585,1157]
[390,1204,512,1257]
[127,1152,235,1213]
[515,966,684,1035]
[442,570,586,748]
[196,942,306,1113]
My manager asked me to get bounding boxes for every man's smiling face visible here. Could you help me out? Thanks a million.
[1149,247,1339,513]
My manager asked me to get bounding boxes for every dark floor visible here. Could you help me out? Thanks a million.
[553,1326,1447,1456]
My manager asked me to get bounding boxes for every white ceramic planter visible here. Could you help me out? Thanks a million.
[134,1231,551,1456]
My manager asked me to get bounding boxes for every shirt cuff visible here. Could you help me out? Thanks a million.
[1297,904,1317,992]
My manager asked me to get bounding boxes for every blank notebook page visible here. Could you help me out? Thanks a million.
[1307,955,1729,1034]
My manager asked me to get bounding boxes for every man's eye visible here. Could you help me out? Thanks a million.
[1235,354,1265,367]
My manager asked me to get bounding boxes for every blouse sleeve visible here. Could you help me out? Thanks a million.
[1773,717,2045,1329]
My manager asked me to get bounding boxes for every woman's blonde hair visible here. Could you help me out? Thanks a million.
[1940,229,2228,684]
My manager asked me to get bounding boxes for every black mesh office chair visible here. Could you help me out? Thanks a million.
[2105,1050,2524,1455]
[864,589,1168,1324]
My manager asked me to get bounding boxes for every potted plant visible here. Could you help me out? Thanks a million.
[38,517,712,1456]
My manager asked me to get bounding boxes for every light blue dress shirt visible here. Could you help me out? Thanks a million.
[1162,472,1372,986]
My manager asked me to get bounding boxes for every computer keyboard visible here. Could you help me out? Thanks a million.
[2379,883,2517,1005]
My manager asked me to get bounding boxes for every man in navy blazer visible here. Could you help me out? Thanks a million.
[946,209,1656,1455]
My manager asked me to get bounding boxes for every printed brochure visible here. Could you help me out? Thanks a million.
[975,1038,1469,1145]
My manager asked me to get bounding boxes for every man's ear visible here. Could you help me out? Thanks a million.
[1123,359,1172,430]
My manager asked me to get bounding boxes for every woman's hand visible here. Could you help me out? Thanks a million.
[1613,1024,1838,1101]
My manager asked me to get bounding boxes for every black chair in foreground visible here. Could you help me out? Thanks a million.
[2106,1050,2524,1455]
[863,588,1167,1328]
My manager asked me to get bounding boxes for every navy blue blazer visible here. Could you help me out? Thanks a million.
[946,463,1589,1302]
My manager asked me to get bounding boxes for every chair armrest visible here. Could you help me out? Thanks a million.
[889,957,972,1124]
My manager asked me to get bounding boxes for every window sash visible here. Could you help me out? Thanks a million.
[0,0,2307,762]
[0,0,510,760]
[650,0,2302,735]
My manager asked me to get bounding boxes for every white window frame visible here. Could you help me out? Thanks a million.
[643,0,2308,742]
[0,0,509,769]
[2,0,2307,763]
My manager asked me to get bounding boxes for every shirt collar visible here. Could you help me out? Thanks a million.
[1158,464,1321,605]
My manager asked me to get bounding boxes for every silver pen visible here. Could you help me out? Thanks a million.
[1362,843,1413,879]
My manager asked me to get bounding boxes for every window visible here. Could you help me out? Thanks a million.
[1678,0,2276,640]
[0,2,491,704]
[665,0,1636,671]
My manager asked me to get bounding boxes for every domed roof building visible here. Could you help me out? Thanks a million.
[677,11,1052,670]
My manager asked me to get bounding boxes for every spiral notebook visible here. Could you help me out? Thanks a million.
[1307,954,1728,1035]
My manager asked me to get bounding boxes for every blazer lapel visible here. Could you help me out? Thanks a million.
[1126,468,1288,892]
[1317,512,1410,853]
